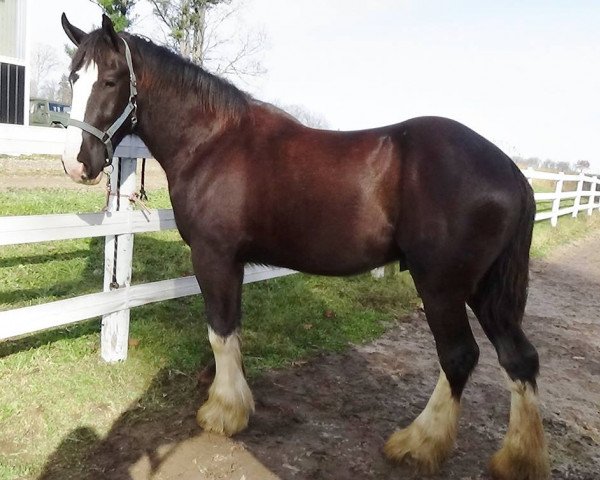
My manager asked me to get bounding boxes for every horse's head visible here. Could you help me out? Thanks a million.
[61,14,137,184]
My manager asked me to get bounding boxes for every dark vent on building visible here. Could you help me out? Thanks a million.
[0,62,26,125]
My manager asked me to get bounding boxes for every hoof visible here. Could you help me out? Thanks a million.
[489,445,550,480]
[196,389,254,436]
[384,423,455,474]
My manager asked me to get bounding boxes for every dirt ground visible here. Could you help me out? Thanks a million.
[0,156,167,191]
[33,231,600,479]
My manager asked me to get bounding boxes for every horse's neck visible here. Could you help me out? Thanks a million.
[134,75,237,177]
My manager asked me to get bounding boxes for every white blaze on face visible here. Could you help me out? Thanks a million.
[62,61,99,182]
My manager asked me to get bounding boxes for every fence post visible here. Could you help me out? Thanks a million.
[572,173,585,218]
[589,176,599,216]
[550,172,564,227]
[101,157,137,362]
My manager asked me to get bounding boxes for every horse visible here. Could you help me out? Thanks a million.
[60,14,549,479]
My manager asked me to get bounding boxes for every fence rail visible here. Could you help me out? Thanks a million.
[524,167,600,226]
[0,267,294,340]
[0,209,176,245]
[1,148,599,360]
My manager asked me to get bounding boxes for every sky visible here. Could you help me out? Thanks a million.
[30,0,600,170]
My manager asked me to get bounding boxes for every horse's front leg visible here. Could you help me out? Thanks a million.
[191,246,254,436]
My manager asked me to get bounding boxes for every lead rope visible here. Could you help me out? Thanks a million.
[139,158,148,201]
[102,160,150,214]
[110,163,122,289]
[128,158,150,214]
[103,167,113,212]
[101,160,149,291]
[128,159,150,215]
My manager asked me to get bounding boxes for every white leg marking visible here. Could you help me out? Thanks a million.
[489,377,550,480]
[385,369,460,473]
[197,328,255,436]
[62,61,98,182]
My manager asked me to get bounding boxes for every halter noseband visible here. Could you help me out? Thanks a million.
[69,37,138,166]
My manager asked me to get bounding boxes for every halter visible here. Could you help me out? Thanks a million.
[68,37,138,166]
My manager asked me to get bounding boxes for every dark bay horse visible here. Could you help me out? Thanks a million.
[61,14,549,479]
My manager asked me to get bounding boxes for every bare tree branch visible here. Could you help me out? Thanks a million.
[276,103,331,129]
[148,0,266,80]
[30,44,61,98]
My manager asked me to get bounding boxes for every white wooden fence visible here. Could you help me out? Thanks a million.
[1,143,599,360]
[523,167,600,226]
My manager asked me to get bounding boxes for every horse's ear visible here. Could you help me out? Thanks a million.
[101,14,120,50]
[61,13,86,46]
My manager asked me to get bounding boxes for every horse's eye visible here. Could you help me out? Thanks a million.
[104,80,116,87]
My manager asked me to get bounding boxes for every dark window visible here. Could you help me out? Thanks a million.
[49,102,68,113]
[0,62,26,125]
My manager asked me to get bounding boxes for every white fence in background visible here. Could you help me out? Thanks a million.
[0,141,599,360]
[0,124,66,156]
[523,167,600,226]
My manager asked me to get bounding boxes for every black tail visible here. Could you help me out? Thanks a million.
[470,165,539,383]
[473,166,536,325]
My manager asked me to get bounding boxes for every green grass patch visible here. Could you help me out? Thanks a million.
[0,187,599,478]
[531,212,600,258]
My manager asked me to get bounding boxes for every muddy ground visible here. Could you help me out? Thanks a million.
[34,233,600,479]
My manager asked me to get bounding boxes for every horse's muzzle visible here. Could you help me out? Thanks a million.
[61,157,103,185]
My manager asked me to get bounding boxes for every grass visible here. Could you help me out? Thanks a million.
[0,187,599,479]
[531,211,600,257]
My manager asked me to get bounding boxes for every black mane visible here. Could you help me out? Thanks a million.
[72,29,249,121]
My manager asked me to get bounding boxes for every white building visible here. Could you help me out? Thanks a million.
[0,0,29,125]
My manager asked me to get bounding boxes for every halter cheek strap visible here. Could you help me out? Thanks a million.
[68,37,138,166]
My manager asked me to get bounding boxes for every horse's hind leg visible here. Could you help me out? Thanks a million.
[385,286,479,474]
[191,247,254,436]
[469,285,549,480]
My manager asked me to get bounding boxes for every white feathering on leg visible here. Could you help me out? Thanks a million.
[384,369,460,474]
[489,377,550,480]
[197,328,254,436]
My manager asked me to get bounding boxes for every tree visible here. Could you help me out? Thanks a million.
[30,44,61,98]
[278,103,330,129]
[90,0,138,31]
[149,0,266,78]
[526,157,542,168]
[90,1,266,79]
[575,160,590,173]
[542,159,557,170]
[512,156,541,169]
[55,75,73,104]
[150,0,218,64]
